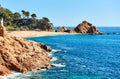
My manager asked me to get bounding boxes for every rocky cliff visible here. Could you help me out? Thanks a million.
[75,21,100,34]
[0,35,52,76]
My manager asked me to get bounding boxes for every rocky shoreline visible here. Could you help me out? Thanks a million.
[0,35,52,76]
[0,20,102,76]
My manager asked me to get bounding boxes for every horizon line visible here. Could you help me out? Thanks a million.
[54,26,120,27]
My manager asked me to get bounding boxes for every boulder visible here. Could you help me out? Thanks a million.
[66,29,76,33]
[36,23,55,32]
[57,26,67,32]
[0,35,52,75]
[46,24,55,32]
[75,21,100,34]
[40,44,51,52]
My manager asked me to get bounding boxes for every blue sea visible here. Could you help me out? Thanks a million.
[4,27,120,79]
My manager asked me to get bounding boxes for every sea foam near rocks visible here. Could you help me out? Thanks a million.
[52,63,66,67]
[51,57,58,62]
[48,49,61,56]
[51,49,61,53]
[0,71,22,79]
[49,49,66,67]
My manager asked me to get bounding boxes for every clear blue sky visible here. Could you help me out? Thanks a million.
[0,0,120,26]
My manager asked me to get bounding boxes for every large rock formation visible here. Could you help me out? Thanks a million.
[75,21,100,34]
[0,35,52,76]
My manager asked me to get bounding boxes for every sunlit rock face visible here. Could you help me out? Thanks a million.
[75,21,100,34]
[0,35,52,76]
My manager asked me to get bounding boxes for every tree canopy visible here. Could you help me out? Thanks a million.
[13,12,21,20]
[31,13,37,19]
[0,5,54,31]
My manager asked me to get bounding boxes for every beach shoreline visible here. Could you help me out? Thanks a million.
[8,31,75,38]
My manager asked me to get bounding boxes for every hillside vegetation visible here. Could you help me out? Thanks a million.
[0,5,54,31]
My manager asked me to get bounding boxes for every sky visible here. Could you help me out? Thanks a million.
[0,0,120,26]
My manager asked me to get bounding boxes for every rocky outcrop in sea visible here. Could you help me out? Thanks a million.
[0,35,52,76]
[56,26,76,33]
[75,21,101,34]
[56,26,68,32]
[56,21,101,34]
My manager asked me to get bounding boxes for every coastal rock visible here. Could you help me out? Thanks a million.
[36,22,55,32]
[0,65,12,76]
[75,21,100,34]
[46,24,55,32]
[0,35,52,75]
[66,29,76,33]
[57,26,68,32]
[40,44,51,52]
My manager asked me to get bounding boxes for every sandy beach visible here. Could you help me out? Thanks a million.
[8,31,72,38]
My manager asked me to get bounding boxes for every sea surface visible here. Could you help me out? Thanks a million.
[3,27,120,79]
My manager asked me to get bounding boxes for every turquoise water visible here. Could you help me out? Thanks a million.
[4,27,120,79]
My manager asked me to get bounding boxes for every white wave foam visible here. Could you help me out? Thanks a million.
[52,63,66,67]
[41,69,47,71]
[48,49,61,56]
[51,49,61,53]
[0,71,22,79]
[48,53,53,56]
[0,76,6,79]
[51,57,58,61]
